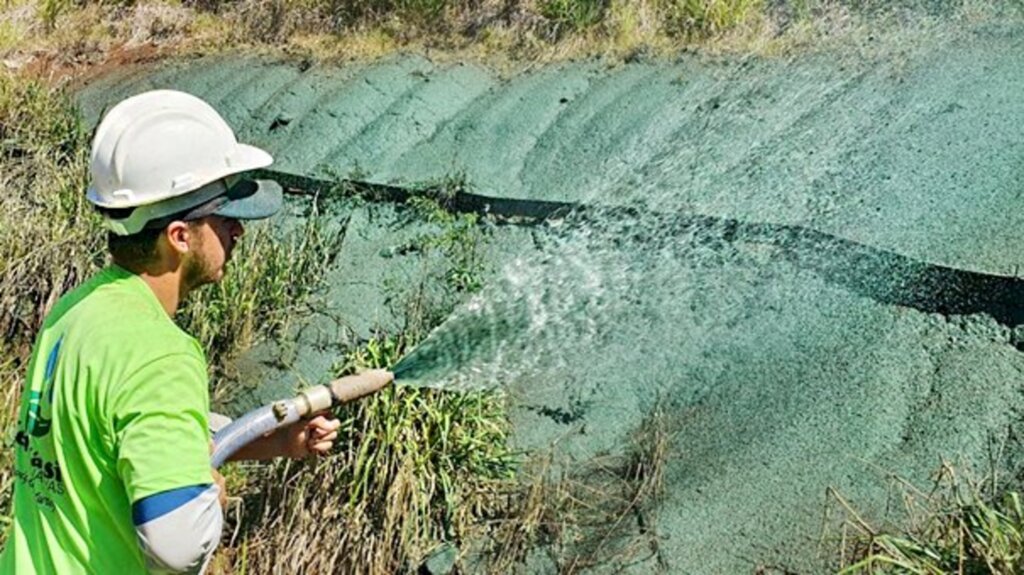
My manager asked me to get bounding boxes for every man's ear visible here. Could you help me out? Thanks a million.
[165,221,192,255]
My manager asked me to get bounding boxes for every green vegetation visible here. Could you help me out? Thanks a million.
[836,465,1024,574]
[658,0,763,38]
[214,335,516,573]
[0,0,881,72]
[539,0,608,34]
[391,191,488,337]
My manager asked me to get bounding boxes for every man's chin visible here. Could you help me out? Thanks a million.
[204,266,227,285]
[183,263,227,291]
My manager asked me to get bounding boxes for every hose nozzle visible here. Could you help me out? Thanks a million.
[329,369,395,403]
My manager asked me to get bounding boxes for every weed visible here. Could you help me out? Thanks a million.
[38,0,69,30]
[657,0,764,38]
[539,0,608,33]
[382,181,489,341]
[483,405,676,571]
[407,195,486,294]
[835,462,1024,574]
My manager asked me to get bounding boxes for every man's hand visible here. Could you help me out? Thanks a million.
[226,413,343,462]
[211,467,227,508]
[224,371,391,463]
[276,414,343,460]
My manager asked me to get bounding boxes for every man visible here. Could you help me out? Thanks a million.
[0,90,393,573]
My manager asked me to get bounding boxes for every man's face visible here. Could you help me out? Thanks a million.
[182,215,244,288]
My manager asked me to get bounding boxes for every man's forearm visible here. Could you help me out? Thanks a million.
[225,432,285,462]
[210,412,285,462]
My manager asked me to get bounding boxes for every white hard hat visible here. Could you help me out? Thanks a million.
[88,90,281,235]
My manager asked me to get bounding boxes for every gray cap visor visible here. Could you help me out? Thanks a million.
[177,179,283,223]
[212,179,283,220]
[103,178,283,235]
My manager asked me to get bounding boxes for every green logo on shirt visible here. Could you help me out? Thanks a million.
[15,337,65,500]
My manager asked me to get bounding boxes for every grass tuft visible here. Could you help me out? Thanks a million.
[214,334,517,574]
[482,405,676,571]
[539,0,609,34]
[836,462,1024,574]
[382,189,489,341]
[657,0,764,38]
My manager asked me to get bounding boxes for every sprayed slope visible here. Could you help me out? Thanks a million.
[490,217,1024,572]
[78,23,1024,277]
[74,18,1024,573]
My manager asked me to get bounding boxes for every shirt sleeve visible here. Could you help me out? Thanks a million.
[111,353,212,503]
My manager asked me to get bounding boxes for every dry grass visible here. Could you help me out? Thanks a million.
[832,462,1024,574]
[0,74,99,353]
[0,0,924,79]
[482,405,676,573]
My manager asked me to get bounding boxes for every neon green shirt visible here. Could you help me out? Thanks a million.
[0,265,212,574]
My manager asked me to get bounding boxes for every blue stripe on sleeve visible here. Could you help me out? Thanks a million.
[44,337,62,381]
[132,484,212,525]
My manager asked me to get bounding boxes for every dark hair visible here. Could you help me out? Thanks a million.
[98,202,206,270]
[107,228,163,270]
